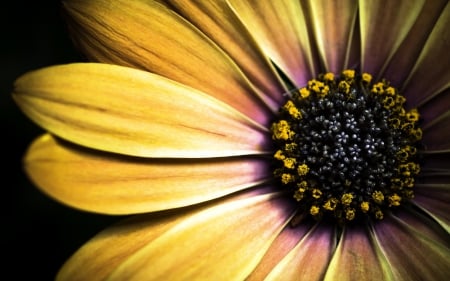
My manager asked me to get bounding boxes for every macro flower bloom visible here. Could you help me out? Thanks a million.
[12,0,450,280]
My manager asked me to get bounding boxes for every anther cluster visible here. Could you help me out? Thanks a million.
[271,70,422,223]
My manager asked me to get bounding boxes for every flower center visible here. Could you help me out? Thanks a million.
[271,70,422,224]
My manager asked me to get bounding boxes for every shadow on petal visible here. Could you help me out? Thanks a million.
[372,215,450,280]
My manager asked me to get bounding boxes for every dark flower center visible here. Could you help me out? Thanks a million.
[271,70,422,224]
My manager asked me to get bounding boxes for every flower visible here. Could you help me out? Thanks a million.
[12,0,450,280]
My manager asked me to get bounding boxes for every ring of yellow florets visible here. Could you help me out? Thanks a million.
[271,70,422,224]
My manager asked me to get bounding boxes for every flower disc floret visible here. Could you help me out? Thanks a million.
[271,70,422,224]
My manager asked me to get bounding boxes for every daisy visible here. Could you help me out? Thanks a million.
[13,0,450,280]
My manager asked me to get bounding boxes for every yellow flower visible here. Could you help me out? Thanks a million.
[12,0,450,280]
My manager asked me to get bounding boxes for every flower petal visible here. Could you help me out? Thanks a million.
[63,0,272,124]
[57,191,296,280]
[414,181,450,232]
[57,210,187,281]
[393,208,450,247]
[25,134,271,214]
[382,0,448,87]
[359,0,425,77]
[420,151,450,171]
[165,0,287,107]
[247,216,313,280]
[13,63,269,158]
[264,222,336,281]
[227,0,315,86]
[372,215,450,281]
[422,111,450,151]
[304,0,358,73]
[401,2,450,105]
[324,225,394,281]
[418,88,450,129]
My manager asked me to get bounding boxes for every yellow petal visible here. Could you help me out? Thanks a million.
[166,0,287,107]
[359,0,425,77]
[247,217,311,280]
[264,222,336,281]
[57,207,197,281]
[401,2,450,105]
[57,191,296,281]
[414,182,450,233]
[63,0,272,124]
[382,0,448,86]
[372,215,450,280]
[305,0,358,73]
[227,0,315,86]
[25,134,271,214]
[13,63,270,158]
[323,225,394,281]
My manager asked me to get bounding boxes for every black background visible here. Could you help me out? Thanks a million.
[2,1,120,279]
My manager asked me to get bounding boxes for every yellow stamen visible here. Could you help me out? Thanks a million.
[284,143,297,152]
[404,177,415,188]
[404,190,414,199]
[323,198,339,211]
[283,100,302,119]
[299,88,310,98]
[342,69,355,79]
[372,191,385,204]
[388,193,402,206]
[281,173,295,184]
[375,210,384,220]
[371,82,385,94]
[274,150,285,160]
[385,86,396,96]
[310,205,320,216]
[293,189,304,201]
[297,164,309,176]
[341,193,353,205]
[283,157,296,169]
[345,208,356,221]
[396,95,406,105]
[360,201,370,213]
[410,128,423,141]
[338,81,350,94]
[311,188,322,199]
[323,72,334,81]
[294,182,307,201]
[382,96,395,109]
[362,73,372,84]
[271,120,294,140]
[308,79,322,92]
[317,85,330,98]
[298,180,308,188]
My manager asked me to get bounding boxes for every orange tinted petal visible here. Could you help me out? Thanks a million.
[359,0,425,78]
[25,134,271,214]
[13,63,269,158]
[264,222,336,281]
[58,191,296,280]
[383,0,448,86]
[305,0,358,73]
[372,215,450,280]
[401,2,450,105]
[324,225,393,281]
[64,0,272,123]
[227,0,315,86]
[166,0,287,107]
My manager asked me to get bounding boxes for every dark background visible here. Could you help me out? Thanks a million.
[2,1,120,279]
